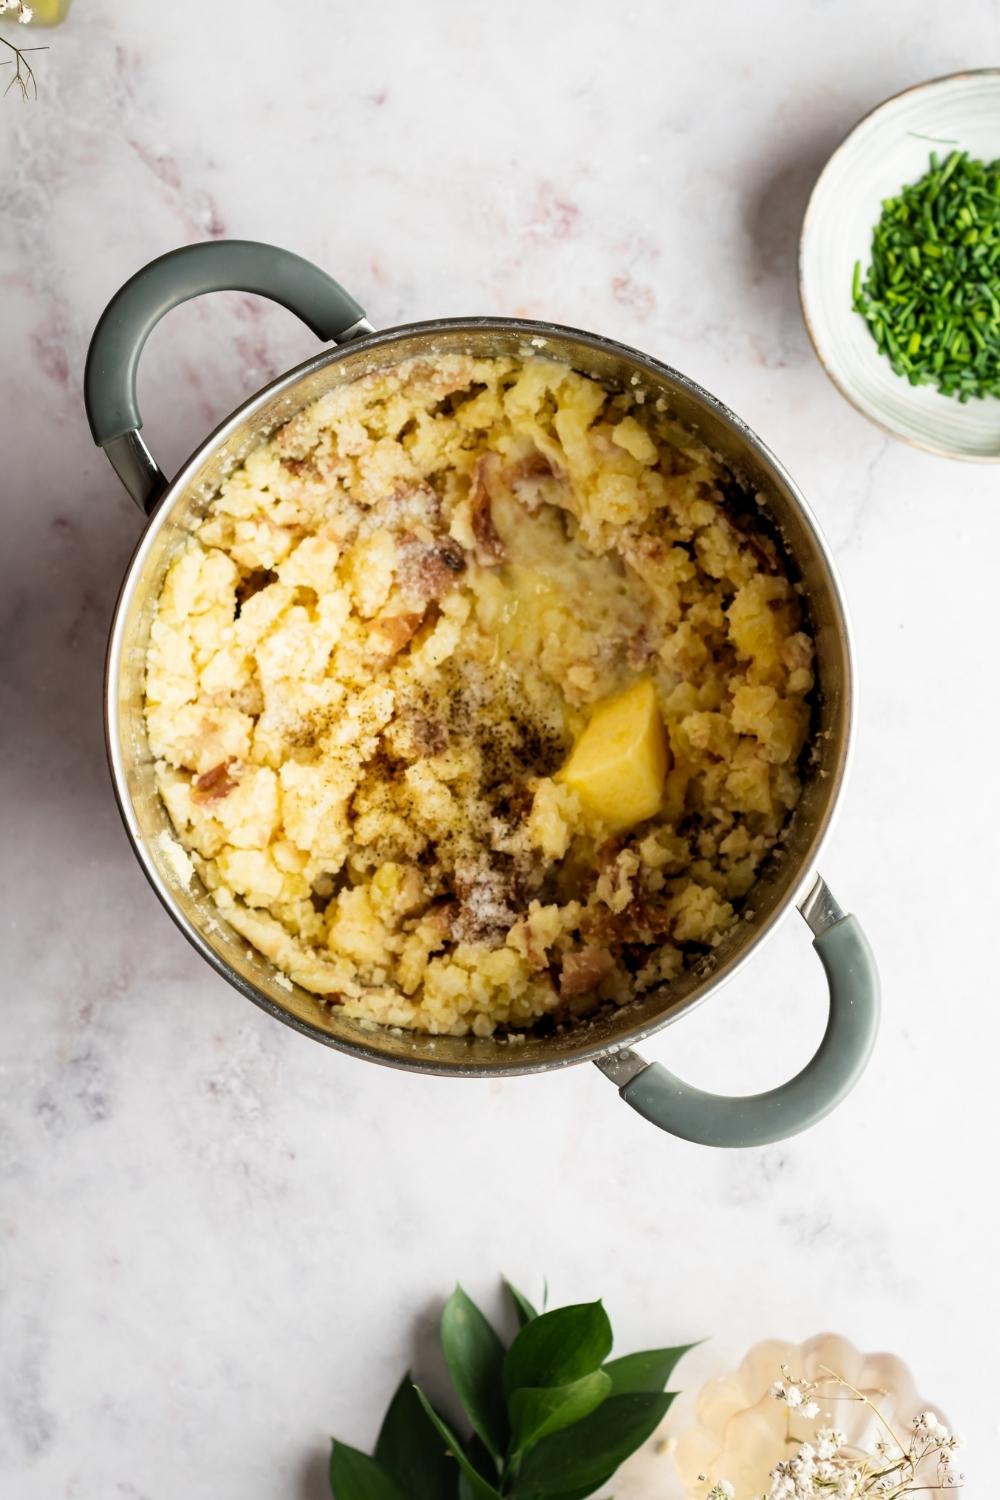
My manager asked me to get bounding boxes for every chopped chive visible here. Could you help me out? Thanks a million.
[852,148,1000,400]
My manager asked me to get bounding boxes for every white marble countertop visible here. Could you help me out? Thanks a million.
[2,2,997,1495]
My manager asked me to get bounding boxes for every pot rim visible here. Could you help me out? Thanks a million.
[105,315,855,1076]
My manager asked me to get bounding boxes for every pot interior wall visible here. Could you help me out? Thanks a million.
[110,321,851,1075]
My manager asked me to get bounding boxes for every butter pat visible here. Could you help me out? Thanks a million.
[557,677,669,830]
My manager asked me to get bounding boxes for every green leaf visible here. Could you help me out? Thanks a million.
[466,1433,498,1480]
[329,1441,408,1500]
[504,1302,613,1395]
[509,1369,612,1454]
[375,1374,458,1499]
[440,1286,508,1463]
[509,1392,674,1498]
[602,1344,697,1397]
[414,1387,502,1500]
[541,1479,616,1500]
[458,1435,500,1500]
[505,1279,539,1329]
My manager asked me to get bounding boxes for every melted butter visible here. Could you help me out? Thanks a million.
[471,486,647,718]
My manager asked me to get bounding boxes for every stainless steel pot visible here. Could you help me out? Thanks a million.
[86,240,879,1147]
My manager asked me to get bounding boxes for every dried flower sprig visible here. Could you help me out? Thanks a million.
[702,1367,964,1500]
[0,0,47,100]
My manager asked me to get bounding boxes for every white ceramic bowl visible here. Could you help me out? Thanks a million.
[801,69,1000,461]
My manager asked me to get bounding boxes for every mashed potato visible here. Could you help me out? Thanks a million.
[144,354,814,1036]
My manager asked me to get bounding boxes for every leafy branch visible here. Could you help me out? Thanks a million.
[329,1280,696,1500]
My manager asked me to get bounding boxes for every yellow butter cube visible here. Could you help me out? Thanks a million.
[557,678,669,830]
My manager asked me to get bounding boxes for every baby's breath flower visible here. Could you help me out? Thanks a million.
[913,1410,943,1439]
[732,1374,963,1500]
[0,0,46,99]
[708,1484,736,1499]
[815,1428,847,1460]
[770,1370,820,1414]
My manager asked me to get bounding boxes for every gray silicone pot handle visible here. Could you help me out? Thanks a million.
[84,239,370,513]
[596,876,879,1147]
